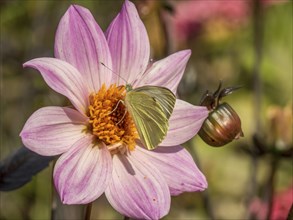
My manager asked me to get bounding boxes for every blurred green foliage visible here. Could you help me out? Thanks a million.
[1,0,292,219]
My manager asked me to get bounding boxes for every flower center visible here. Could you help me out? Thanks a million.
[87,84,138,154]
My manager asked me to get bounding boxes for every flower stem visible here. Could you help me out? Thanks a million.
[124,216,130,220]
[51,160,57,220]
[246,0,264,218]
[287,203,293,220]
[246,152,258,220]
[252,0,264,134]
[190,144,215,219]
[84,203,92,220]
[265,156,279,220]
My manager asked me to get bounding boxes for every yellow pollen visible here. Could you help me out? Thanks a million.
[88,84,138,153]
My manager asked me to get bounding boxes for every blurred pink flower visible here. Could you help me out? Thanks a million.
[250,186,293,220]
[20,1,209,219]
[164,0,287,48]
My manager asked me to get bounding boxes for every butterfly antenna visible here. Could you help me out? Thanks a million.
[100,62,128,84]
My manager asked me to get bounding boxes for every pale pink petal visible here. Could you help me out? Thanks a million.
[20,106,88,156]
[54,136,112,204]
[161,99,209,146]
[55,5,112,92]
[134,50,191,94]
[105,151,170,220]
[136,145,207,196]
[106,0,150,85]
[23,58,89,114]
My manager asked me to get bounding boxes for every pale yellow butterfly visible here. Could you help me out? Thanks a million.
[101,63,176,150]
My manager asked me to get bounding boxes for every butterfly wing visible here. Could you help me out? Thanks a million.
[133,86,176,119]
[125,91,168,150]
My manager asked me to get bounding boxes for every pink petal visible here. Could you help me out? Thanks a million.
[134,50,191,94]
[161,99,209,146]
[54,136,112,204]
[136,145,207,196]
[105,151,170,219]
[20,106,87,156]
[106,0,150,85]
[55,5,112,92]
[23,58,89,115]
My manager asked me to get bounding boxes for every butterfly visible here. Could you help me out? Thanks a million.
[101,63,176,150]
[124,84,176,150]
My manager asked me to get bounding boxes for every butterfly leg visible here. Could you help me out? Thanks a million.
[107,99,127,125]
[108,99,125,115]
[116,109,127,125]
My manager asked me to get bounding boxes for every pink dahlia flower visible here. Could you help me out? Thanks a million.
[20,1,209,219]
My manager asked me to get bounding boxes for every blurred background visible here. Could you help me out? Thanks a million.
[0,0,292,219]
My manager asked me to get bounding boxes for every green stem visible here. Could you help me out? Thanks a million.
[190,144,215,219]
[265,157,279,220]
[247,153,258,220]
[84,203,92,220]
[51,160,57,220]
[247,0,264,218]
[286,203,293,220]
[252,0,264,135]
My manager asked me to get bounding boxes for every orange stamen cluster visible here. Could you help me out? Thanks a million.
[88,84,138,153]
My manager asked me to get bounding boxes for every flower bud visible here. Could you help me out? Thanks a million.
[266,104,292,150]
[199,82,244,147]
[199,103,244,146]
